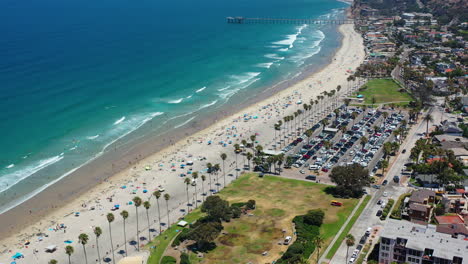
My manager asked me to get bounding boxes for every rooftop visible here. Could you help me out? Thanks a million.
[410,189,435,204]
[381,219,468,260]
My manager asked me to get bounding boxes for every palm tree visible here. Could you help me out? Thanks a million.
[201,175,206,201]
[132,196,142,251]
[192,172,199,207]
[65,245,74,264]
[351,112,358,125]
[345,234,355,264]
[246,152,253,170]
[360,136,368,150]
[382,111,389,122]
[93,226,103,263]
[321,119,329,131]
[250,135,256,148]
[381,160,389,176]
[120,210,129,256]
[143,201,151,241]
[184,177,191,213]
[152,191,162,233]
[233,144,240,177]
[313,235,324,263]
[214,163,221,191]
[106,213,116,264]
[164,193,171,226]
[424,114,433,136]
[220,153,227,187]
[78,233,89,264]
[49,260,58,264]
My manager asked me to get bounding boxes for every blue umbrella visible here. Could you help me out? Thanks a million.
[64,240,73,244]
[11,252,23,259]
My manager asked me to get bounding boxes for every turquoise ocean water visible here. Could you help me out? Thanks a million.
[0,0,348,212]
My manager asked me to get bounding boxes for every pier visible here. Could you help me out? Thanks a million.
[226,17,360,25]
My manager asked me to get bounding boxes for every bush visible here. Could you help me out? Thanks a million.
[172,228,190,247]
[231,206,242,218]
[303,209,325,227]
[231,202,246,208]
[380,199,395,220]
[246,200,256,210]
[180,253,191,264]
[161,256,177,264]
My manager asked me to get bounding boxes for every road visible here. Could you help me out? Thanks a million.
[325,105,441,264]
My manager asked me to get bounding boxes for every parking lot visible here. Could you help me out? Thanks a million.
[278,105,406,183]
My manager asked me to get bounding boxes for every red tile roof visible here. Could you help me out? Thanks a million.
[435,215,465,224]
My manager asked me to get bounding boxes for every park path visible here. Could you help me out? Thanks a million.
[315,194,367,264]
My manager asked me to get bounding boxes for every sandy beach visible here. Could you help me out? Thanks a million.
[0,23,365,264]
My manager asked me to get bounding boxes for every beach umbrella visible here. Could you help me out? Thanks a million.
[121,186,127,189]
[64,240,73,244]
[143,189,148,193]
[11,252,22,259]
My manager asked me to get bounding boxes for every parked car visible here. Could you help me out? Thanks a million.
[305,175,317,181]
[376,210,383,217]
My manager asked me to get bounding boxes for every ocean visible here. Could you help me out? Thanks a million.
[0,0,348,212]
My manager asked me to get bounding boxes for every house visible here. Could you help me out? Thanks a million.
[407,189,435,223]
[439,120,463,136]
[435,215,468,236]
[441,193,468,215]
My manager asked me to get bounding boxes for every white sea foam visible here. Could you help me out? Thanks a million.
[273,24,308,49]
[168,98,184,104]
[278,48,289,52]
[198,100,218,110]
[230,72,261,84]
[0,155,64,194]
[174,116,197,129]
[69,146,77,151]
[87,134,100,140]
[5,164,14,169]
[113,116,126,125]
[264,54,285,60]
[256,62,274,69]
[186,95,193,99]
[196,86,206,93]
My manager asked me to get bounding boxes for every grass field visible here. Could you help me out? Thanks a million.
[325,195,371,260]
[358,79,412,106]
[189,174,359,264]
[146,210,205,264]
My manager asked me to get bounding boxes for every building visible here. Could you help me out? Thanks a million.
[435,215,468,236]
[379,219,467,264]
[408,190,435,223]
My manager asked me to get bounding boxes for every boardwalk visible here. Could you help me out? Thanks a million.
[226,17,360,25]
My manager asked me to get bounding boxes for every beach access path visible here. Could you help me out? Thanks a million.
[0,23,365,264]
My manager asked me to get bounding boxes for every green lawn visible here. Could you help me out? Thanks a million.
[146,173,360,264]
[358,79,412,106]
[325,195,371,259]
[146,209,205,264]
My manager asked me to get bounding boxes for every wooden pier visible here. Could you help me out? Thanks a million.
[226,17,360,25]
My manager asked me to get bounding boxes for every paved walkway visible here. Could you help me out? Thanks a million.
[317,194,367,264]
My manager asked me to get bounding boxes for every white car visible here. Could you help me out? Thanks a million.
[383,192,388,197]
[157,186,165,192]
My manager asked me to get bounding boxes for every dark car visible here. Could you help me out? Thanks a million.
[305,175,317,181]
[382,180,388,185]
[393,176,400,183]
[402,149,406,153]
[376,210,383,217]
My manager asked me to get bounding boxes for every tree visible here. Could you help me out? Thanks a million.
[184,177,191,213]
[250,135,256,148]
[313,235,324,264]
[321,119,329,130]
[120,210,129,256]
[164,193,171,226]
[246,152,253,169]
[214,163,221,191]
[424,114,434,136]
[192,172,199,207]
[233,144,240,178]
[351,112,358,125]
[152,191,162,233]
[65,245,74,264]
[371,96,376,107]
[106,213,116,264]
[329,164,371,197]
[360,136,368,150]
[382,160,389,176]
[382,111,389,122]
[49,260,58,264]
[201,175,207,201]
[132,196,142,251]
[220,153,227,187]
[93,226,103,263]
[201,195,232,221]
[345,234,356,264]
[78,233,89,264]
[143,201,151,241]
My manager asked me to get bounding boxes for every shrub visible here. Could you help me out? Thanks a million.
[180,253,191,264]
[246,200,256,210]
[380,199,395,220]
[161,256,177,264]
[390,193,411,220]
[303,209,325,227]
[172,228,190,247]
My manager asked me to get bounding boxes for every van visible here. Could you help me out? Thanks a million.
[309,164,318,170]
[283,236,292,245]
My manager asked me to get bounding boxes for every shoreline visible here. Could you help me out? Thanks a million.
[0,21,345,235]
[0,18,365,262]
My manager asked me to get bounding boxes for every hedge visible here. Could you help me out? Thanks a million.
[161,256,177,264]
[380,199,395,220]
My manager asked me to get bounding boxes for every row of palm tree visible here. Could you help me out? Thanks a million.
[60,191,173,264]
